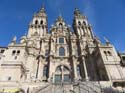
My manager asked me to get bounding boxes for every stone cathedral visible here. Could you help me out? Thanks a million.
[0,6,125,93]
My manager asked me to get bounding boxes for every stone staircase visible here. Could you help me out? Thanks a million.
[32,81,103,93]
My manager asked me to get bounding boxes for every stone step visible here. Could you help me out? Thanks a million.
[32,82,103,93]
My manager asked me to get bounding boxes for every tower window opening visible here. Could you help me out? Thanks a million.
[104,51,107,55]
[59,47,65,56]
[104,51,108,60]
[41,20,43,25]
[12,50,16,55]
[107,51,112,56]
[122,56,125,65]
[1,50,5,53]
[17,50,20,55]
[59,23,63,28]
[78,21,81,25]
[8,77,11,81]
[35,20,38,25]
[83,21,86,25]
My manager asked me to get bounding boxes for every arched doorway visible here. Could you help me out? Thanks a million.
[54,65,71,83]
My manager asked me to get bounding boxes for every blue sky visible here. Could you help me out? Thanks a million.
[0,0,125,52]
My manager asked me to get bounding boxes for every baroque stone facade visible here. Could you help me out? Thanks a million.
[0,6,125,93]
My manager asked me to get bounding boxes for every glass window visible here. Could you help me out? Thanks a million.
[45,50,49,57]
[64,74,70,82]
[54,65,71,83]
[43,66,48,77]
[59,47,65,56]
[55,75,61,83]
[77,65,81,76]
[59,38,64,43]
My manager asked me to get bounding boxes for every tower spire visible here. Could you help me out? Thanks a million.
[39,4,45,13]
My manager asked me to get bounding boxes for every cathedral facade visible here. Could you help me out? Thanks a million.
[0,6,125,93]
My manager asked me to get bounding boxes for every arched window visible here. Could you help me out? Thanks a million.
[41,20,43,25]
[0,50,5,53]
[55,65,71,83]
[12,50,16,55]
[43,66,48,77]
[78,21,81,25]
[59,23,63,28]
[59,47,65,56]
[35,20,38,25]
[83,21,86,25]
[104,51,107,55]
[17,50,20,55]
[107,51,112,56]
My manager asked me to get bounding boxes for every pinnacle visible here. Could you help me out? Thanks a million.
[39,4,46,13]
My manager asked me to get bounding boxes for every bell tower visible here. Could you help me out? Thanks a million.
[27,6,48,38]
[73,8,93,39]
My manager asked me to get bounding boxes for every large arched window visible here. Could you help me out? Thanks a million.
[55,65,71,83]
[59,47,65,56]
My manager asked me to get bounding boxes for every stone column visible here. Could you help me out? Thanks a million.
[82,57,89,81]
[37,59,43,80]
[51,39,54,55]
[40,26,43,37]
[79,40,89,81]
[72,56,78,80]
[48,56,53,82]
[41,40,44,55]
[71,42,78,80]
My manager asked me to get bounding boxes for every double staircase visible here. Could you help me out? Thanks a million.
[32,81,103,93]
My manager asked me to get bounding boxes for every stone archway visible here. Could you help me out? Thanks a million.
[54,65,71,83]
